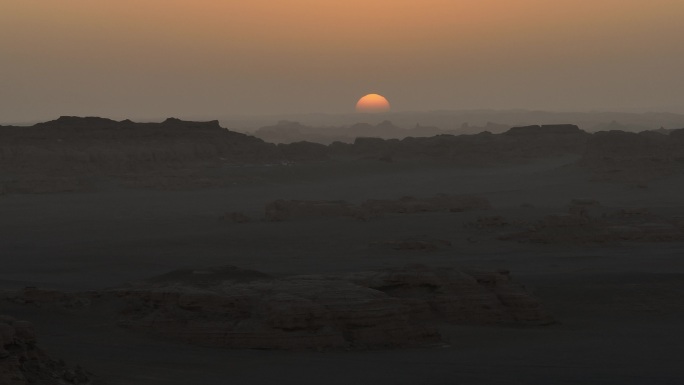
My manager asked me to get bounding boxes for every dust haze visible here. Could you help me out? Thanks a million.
[2,1,684,385]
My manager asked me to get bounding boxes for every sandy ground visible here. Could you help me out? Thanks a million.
[2,156,684,384]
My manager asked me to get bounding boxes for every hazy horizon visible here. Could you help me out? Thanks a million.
[2,1,684,122]
[3,3,684,382]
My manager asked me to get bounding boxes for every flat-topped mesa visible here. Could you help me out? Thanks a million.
[503,124,586,136]
[32,116,224,131]
[160,117,222,130]
[34,115,124,129]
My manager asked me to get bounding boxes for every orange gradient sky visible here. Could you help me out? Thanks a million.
[1,0,684,122]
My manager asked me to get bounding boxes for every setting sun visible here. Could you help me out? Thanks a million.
[356,94,391,113]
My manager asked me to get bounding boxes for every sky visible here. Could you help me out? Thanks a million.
[2,0,684,122]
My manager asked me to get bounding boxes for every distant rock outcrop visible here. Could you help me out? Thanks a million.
[579,128,684,182]
[503,124,585,136]
[0,316,94,385]
[254,120,435,144]
[329,124,590,163]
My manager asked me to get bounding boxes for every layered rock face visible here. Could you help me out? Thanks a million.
[0,316,93,385]
[109,265,552,350]
[264,194,491,221]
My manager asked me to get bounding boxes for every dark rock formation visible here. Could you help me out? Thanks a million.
[503,124,585,136]
[1,266,553,351]
[329,124,590,163]
[0,116,330,193]
[8,116,684,193]
[0,316,94,385]
[579,129,684,182]
[277,141,329,162]
[254,120,422,144]
[345,266,551,325]
[0,116,326,172]
[111,265,552,350]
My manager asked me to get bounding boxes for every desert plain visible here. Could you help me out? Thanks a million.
[1,117,683,384]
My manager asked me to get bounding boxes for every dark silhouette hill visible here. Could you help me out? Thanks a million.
[253,120,509,144]
[0,116,326,192]
[1,116,682,193]
[330,124,590,163]
[221,110,684,136]
[0,116,298,170]
[579,128,684,182]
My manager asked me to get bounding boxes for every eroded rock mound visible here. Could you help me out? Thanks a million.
[346,266,551,325]
[0,316,94,385]
[110,265,551,350]
[0,266,552,351]
[115,275,439,350]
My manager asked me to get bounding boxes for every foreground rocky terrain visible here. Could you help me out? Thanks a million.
[0,316,94,385]
[1,265,551,352]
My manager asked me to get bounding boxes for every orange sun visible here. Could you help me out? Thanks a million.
[355,93,391,113]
